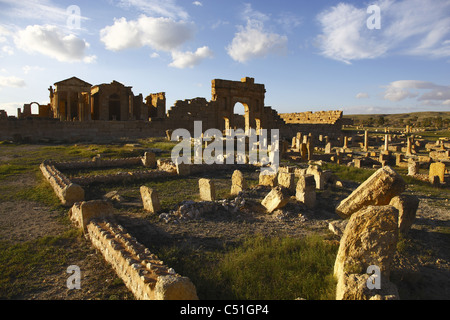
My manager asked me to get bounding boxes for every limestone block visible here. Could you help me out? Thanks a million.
[325,142,332,154]
[261,186,290,213]
[199,178,215,201]
[335,166,405,219]
[277,171,295,193]
[62,183,85,206]
[142,152,156,168]
[334,205,400,300]
[68,200,114,233]
[231,170,247,195]
[306,165,325,190]
[176,162,191,176]
[140,186,161,213]
[407,160,419,176]
[296,174,316,208]
[154,275,199,300]
[389,194,420,234]
[429,162,446,183]
[258,172,278,187]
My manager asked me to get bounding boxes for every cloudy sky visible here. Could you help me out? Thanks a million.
[0,0,449,116]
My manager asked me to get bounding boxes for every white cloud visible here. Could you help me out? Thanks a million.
[100,16,194,52]
[150,52,160,58]
[22,65,45,74]
[2,45,13,55]
[382,80,450,106]
[356,92,369,99]
[316,3,387,64]
[169,46,213,68]
[227,20,287,63]
[192,1,202,6]
[0,76,25,88]
[227,4,287,63]
[316,0,450,63]
[0,25,12,43]
[117,0,189,20]
[0,0,89,32]
[14,24,95,63]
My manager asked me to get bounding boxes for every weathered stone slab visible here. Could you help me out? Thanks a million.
[295,174,316,208]
[277,171,295,192]
[142,152,156,168]
[231,170,247,195]
[389,194,419,234]
[140,186,161,213]
[335,166,405,219]
[429,162,446,183]
[199,178,215,201]
[69,200,114,233]
[261,186,290,213]
[334,205,400,300]
[258,172,278,187]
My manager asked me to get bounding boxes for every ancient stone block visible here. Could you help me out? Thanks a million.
[258,172,278,187]
[176,161,191,176]
[261,186,290,213]
[295,174,316,208]
[68,200,114,233]
[277,171,295,193]
[142,152,156,168]
[407,160,419,176]
[306,165,325,190]
[140,186,161,213]
[325,142,332,154]
[154,275,199,300]
[231,170,247,196]
[199,178,215,201]
[62,183,85,206]
[334,205,400,300]
[389,194,419,234]
[335,166,405,219]
[429,162,445,183]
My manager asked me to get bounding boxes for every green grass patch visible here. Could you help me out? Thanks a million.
[0,164,30,180]
[0,229,81,299]
[158,234,338,300]
[322,162,375,183]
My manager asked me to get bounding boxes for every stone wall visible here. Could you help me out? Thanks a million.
[0,118,168,143]
[279,111,344,124]
[40,160,84,206]
[87,218,198,300]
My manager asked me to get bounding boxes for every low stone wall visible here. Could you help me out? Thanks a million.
[0,118,167,143]
[71,170,174,186]
[87,218,198,300]
[40,161,84,206]
[56,157,143,170]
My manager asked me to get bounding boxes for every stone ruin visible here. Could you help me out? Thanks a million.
[0,76,346,143]
[37,132,430,301]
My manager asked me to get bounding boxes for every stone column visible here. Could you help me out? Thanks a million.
[364,130,368,152]
[343,136,348,149]
[67,91,72,121]
[406,136,412,156]
[384,134,389,152]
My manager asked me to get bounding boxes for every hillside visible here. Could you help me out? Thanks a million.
[343,111,450,128]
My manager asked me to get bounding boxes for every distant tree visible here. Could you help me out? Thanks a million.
[422,117,432,127]
[433,116,443,129]
[376,116,385,126]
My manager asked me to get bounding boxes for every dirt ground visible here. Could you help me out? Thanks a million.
[0,144,449,300]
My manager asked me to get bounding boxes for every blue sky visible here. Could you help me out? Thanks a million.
[0,0,450,116]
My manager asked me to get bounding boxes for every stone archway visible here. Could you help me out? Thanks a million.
[211,77,266,134]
